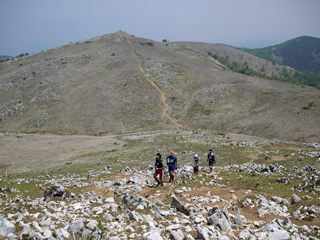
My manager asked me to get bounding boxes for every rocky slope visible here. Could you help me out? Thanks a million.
[0,160,319,239]
[0,130,319,239]
[0,31,319,141]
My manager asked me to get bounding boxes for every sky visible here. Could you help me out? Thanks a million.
[1,0,320,56]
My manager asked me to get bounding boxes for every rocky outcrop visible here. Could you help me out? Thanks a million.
[170,194,190,216]
[43,184,65,201]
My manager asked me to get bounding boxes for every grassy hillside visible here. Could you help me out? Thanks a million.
[0,32,319,141]
[236,36,320,88]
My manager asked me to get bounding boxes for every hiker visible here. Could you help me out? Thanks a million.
[193,154,200,174]
[207,149,216,173]
[154,153,164,187]
[166,151,177,182]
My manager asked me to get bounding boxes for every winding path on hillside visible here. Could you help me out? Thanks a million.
[127,38,181,130]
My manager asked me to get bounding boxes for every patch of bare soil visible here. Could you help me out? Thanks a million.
[248,154,259,162]
[0,134,124,172]
[86,185,115,199]
[291,215,320,228]
[275,146,315,151]
[270,156,290,162]
[255,156,289,164]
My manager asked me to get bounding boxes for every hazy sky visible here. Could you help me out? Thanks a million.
[1,0,320,56]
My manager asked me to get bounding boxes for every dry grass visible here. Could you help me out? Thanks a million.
[0,33,319,141]
[0,134,124,173]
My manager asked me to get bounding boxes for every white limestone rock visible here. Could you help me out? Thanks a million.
[0,216,16,236]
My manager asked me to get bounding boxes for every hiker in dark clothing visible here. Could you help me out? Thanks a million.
[154,153,164,187]
[207,149,216,173]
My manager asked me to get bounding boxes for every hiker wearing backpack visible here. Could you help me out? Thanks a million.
[207,149,216,173]
[154,153,164,187]
[166,151,177,182]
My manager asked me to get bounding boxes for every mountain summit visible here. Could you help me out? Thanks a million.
[0,32,319,141]
[273,36,320,73]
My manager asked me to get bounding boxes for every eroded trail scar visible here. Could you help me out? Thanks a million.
[127,38,181,130]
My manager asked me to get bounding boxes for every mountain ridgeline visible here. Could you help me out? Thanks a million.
[236,36,320,88]
[0,55,14,59]
[0,32,319,141]
[0,55,14,64]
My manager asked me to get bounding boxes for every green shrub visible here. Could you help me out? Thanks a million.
[303,102,316,110]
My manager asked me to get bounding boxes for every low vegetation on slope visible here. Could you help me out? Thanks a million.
[235,36,320,88]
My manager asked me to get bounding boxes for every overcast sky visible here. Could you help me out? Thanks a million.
[1,0,320,56]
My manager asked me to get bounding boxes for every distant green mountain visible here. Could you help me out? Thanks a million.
[0,55,14,59]
[0,55,14,63]
[236,36,320,88]
[238,36,320,72]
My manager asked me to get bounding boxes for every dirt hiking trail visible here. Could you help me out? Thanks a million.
[127,38,181,130]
